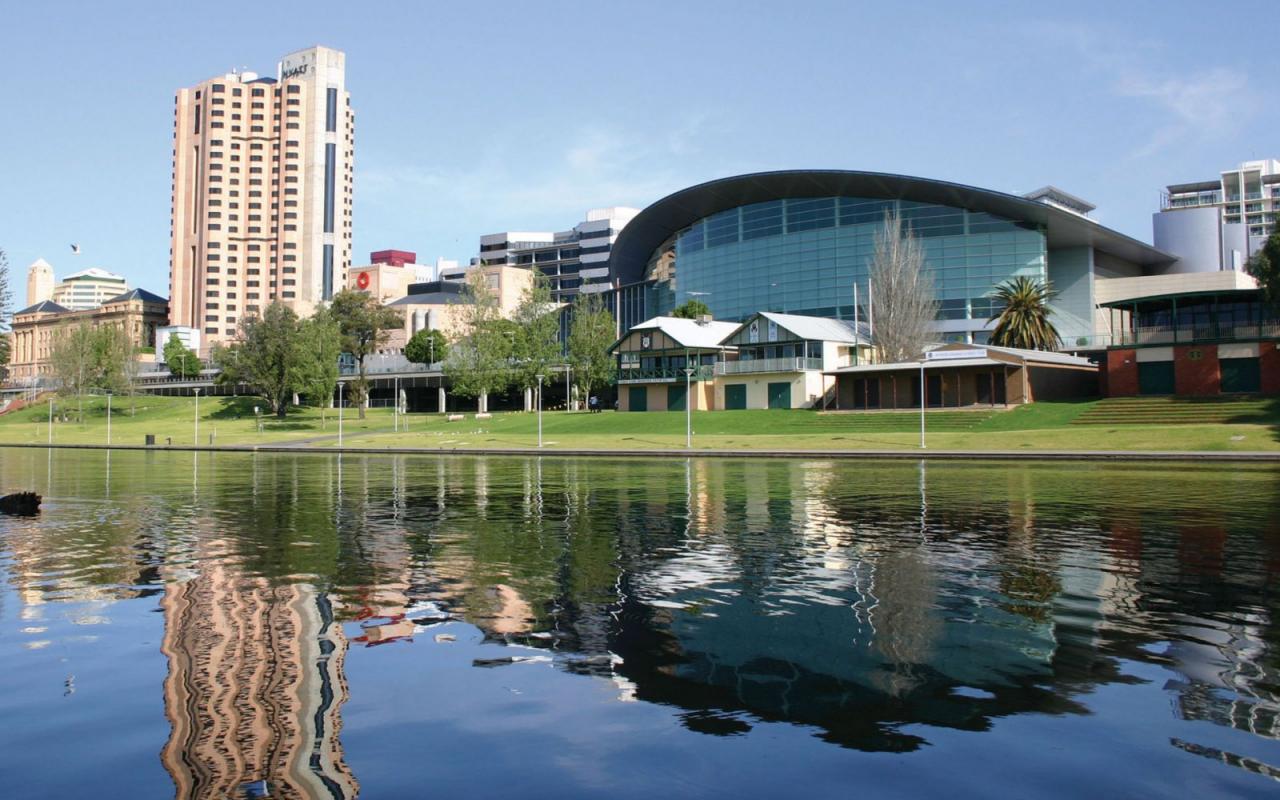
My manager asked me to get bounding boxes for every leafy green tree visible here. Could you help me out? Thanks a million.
[163,333,201,379]
[510,270,563,397]
[47,321,134,419]
[567,286,617,406]
[443,270,513,411]
[48,321,97,403]
[405,327,448,366]
[93,324,135,395]
[1245,227,1280,307]
[330,288,403,419]
[296,307,342,425]
[987,276,1061,351]
[671,298,711,319]
[213,303,306,419]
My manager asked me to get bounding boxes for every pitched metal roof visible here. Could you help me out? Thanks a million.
[103,288,168,305]
[14,300,70,315]
[827,358,1003,374]
[748,312,869,344]
[62,266,126,282]
[825,344,1095,373]
[625,316,741,349]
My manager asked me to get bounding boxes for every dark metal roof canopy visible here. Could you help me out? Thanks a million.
[608,170,1176,285]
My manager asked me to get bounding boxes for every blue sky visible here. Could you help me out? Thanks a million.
[1,0,1277,302]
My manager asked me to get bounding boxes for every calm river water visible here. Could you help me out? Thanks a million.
[0,448,1278,798]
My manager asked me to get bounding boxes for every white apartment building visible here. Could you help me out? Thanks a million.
[476,207,640,302]
[1155,159,1280,272]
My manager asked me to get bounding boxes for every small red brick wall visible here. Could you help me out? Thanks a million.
[1105,349,1139,397]
[1174,345,1220,397]
[1262,344,1280,395]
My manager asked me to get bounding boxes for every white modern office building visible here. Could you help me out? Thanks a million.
[1154,159,1280,272]
[51,267,130,311]
[477,207,640,302]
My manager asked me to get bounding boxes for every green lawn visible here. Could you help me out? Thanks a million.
[2,394,1278,452]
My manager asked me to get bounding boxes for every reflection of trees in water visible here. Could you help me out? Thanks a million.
[6,450,1280,763]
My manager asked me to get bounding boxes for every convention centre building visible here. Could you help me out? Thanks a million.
[605,170,1179,346]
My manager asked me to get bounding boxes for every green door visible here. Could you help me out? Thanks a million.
[1138,361,1175,395]
[1220,357,1261,393]
[724,384,747,410]
[767,381,792,409]
[628,386,647,411]
[667,384,687,411]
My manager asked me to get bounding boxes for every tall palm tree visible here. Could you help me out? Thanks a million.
[986,276,1061,350]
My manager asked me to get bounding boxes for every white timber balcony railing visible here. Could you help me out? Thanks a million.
[715,357,824,375]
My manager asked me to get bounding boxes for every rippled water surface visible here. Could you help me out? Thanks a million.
[1,448,1279,798]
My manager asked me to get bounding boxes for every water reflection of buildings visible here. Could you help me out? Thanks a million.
[160,564,357,799]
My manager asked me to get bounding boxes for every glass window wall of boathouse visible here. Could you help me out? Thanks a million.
[651,197,1048,338]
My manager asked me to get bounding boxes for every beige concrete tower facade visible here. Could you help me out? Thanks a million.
[169,46,354,343]
[25,258,54,307]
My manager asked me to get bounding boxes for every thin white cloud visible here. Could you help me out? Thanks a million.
[356,116,745,258]
[1020,20,1253,158]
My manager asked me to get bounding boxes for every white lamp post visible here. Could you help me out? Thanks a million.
[193,388,201,445]
[683,366,695,449]
[338,382,345,448]
[919,362,926,449]
[535,373,545,448]
[106,391,112,446]
[48,396,53,444]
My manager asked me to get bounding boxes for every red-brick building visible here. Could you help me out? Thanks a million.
[1101,289,1280,396]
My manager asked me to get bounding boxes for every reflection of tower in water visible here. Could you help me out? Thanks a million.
[160,564,358,799]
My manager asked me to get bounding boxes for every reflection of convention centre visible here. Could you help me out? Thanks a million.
[599,167,1280,407]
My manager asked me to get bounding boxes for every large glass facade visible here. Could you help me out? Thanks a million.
[650,196,1047,335]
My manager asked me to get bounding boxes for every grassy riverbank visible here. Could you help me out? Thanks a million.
[2,394,1279,452]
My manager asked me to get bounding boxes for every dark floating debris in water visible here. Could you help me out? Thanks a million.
[0,491,41,516]
[472,655,552,668]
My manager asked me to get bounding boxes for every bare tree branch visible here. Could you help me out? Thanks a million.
[869,214,938,363]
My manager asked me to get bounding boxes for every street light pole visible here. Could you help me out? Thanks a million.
[919,362,926,449]
[48,396,53,444]
[194,388,201,445]
[683,367,695,449]
[106,392,112,446]
[535,373,545,448]
[338,382,344,448]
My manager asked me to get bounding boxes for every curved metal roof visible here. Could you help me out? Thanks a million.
[608,170,1176,285]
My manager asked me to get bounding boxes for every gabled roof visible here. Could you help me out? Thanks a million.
[729,312,869,345]
[103,288,168,305]
[618,316,740,350]
[14,300,70,315]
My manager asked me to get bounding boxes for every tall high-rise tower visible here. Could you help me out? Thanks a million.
[169,46,354,342]
[25,258,55,307]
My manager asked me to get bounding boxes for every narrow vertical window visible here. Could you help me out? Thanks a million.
[323,143,336,233]
[323,245,334,301]
[326,88,337,132]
